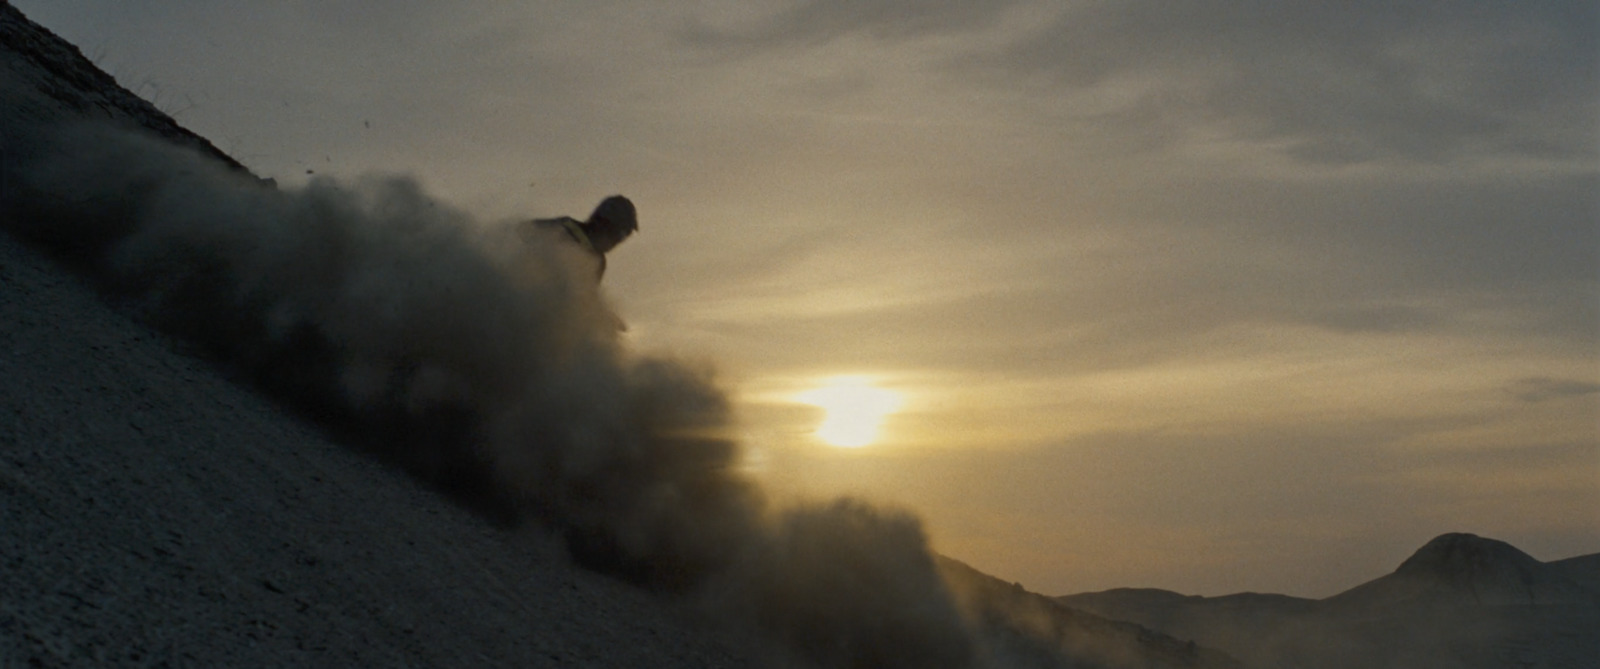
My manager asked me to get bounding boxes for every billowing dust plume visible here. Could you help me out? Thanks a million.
[2,122,979,668]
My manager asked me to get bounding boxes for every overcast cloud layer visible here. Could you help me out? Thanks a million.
[15,0,1596,597]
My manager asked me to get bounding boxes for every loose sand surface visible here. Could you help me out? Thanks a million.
[0,229,750,666]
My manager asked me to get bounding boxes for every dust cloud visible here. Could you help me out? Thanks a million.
[2,121,979,668]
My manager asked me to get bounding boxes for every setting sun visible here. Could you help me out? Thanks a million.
[794,377,903,448]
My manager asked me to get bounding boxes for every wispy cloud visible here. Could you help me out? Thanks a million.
[1506,377,1600,403]
[680,0,1029,47]
[988,2,1597,164]
[685,0,1599,166]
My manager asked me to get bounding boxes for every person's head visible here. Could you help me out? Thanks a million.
[584,195,637,253]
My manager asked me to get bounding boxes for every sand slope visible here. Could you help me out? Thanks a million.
[0,186,752,668]
[0,2,749,665]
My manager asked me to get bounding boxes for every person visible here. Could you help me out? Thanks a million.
[525,195,638,281]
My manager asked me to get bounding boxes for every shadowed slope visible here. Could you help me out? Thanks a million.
[1546,553,1600,593]
[0,3,754,665]
[0,218,749,666]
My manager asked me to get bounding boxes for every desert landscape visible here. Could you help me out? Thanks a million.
[3,3,1596,667]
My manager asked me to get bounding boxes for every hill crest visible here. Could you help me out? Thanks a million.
[1328,532,1596,609]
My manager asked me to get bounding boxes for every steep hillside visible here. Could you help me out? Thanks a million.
[0,221,751,667]
[0,0,240,169]
[0,3,744,666]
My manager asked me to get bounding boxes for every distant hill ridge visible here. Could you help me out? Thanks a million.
[1397,532,1546,576]
[1329,532,1597,609]
[1057,533,1600,669]
[1547,552,1600,592]
[937,558,1245,669]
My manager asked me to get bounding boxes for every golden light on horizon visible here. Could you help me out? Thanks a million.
[795,376,903,448]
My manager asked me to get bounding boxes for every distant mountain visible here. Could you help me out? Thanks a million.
[1546,552,1600,593]
[1325,532,1598,611]
[1058,533,1600,669]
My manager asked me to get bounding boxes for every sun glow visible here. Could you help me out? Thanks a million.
[795,376,903,448]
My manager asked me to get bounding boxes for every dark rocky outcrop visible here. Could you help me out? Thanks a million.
[0,0,243,171]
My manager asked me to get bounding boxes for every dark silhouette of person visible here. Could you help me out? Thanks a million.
[526,195,637,281]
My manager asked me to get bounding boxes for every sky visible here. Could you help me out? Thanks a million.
[14,0,1597,598]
